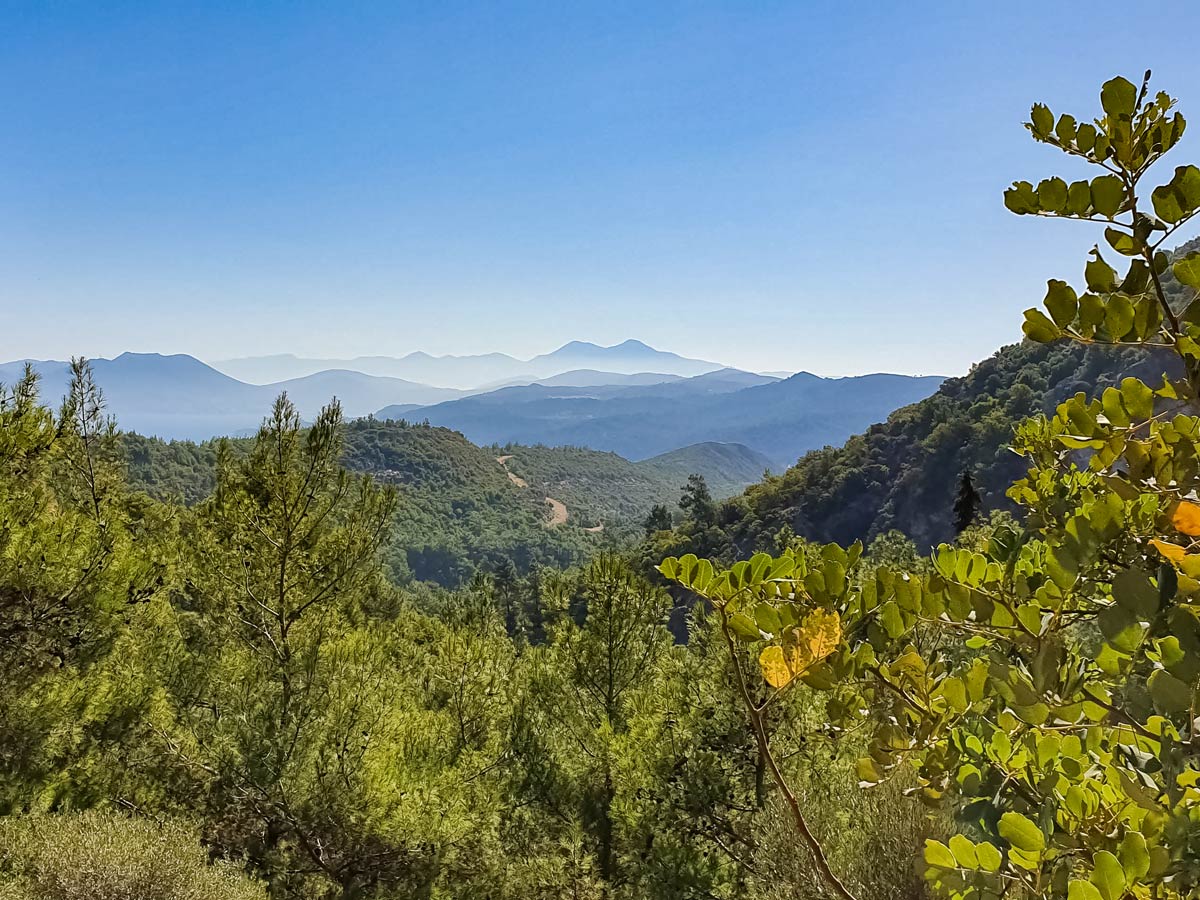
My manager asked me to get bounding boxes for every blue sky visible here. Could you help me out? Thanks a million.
[2,1,1198,376]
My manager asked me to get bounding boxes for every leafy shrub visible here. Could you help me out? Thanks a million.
[0,812,265,900]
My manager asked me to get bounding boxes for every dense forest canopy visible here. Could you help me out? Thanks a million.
[654,237,1199,565]
[121,420,766,588]
[0,366,930,899]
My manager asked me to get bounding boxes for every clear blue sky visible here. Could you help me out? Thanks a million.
[2,1,1198,376]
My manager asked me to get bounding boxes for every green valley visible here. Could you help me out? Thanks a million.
[123,419,770,587]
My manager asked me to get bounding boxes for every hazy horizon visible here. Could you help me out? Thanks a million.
[0,336,952,383]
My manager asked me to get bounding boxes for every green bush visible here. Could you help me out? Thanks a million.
[0,812,265,900]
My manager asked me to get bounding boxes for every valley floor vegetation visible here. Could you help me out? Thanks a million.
[2,73,1200,900]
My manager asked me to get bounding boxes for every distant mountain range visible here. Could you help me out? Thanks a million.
[380,368,944,468]
[213,339,727,388]
[0,354,463,440]
[480,369,685,390]
[1,340,943,466]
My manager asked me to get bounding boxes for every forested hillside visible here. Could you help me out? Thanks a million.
[126,421,593,586]
[494,440,771,531]
[661,236,1200,560]
[123,420,767,586]
[636,441,776,496]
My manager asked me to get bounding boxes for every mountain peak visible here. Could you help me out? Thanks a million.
[549,340,604,355]
[112,352,209,368]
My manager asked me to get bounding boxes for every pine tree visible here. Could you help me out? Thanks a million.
[521,556,674,893]
[0,361,161,808]
[642,504,673,536]
[146,394,427,896]
[951,469,981,534]
[679,474,716,527]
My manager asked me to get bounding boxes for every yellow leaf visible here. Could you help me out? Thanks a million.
[759,645,792,688]
[1151,539,1188,564]
[758,609,842,689]
[786,608,842,674]
[1171,501,1200,536]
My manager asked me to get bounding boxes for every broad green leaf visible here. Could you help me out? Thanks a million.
[677,554,698,585]
[1119,831,1150,881]
[1104,294,1134,338]
[1148,669,1193,713]
[975,841,1002,872]
[1100,76,1137,118]
[1044,280,1078,327]
[1067,179,1092,215]
[1153,180,1186,223]
[1174,252,1200,290]
[1090,175,1124,217]
[1151,165,1200,225]
[998,811,1044,853]
[856,756,883,785]
[1120,258,1151,294]
[1047,542,1078,589]
[1090,850,1125,900]
[753,602,782,636]
[1132,295,1162,340]
[940,676,968,713]
[948,834,978,869]
[924,839,957,870]
[1104,227,1137,256]
[1076,122,1097,152]
[1112,567,1158,618]
[1030,103,1055,139]
[1099,604,1146,653]
[1101,387,1130,427]
[1014,701,1049,725]
[1005,181,1039,214]
[1038,177,1068,213]
[879,600,904,639]
[1023,308,1061,342]
[1068,881,1103,900]
[1085,253,1118,292]
[1078,292,1104,331]
[728,613,761,642]
[1055,113,1077,144]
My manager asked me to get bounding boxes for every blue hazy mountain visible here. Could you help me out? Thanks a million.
[379,369,945,468]
[0,353,463,441]
[2,348,943,464]
[213,339,726,388]
[477,369,686,390]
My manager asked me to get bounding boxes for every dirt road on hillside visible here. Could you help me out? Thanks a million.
[495,455,528,488]
[545,496,568,526]
[498,455,568,526]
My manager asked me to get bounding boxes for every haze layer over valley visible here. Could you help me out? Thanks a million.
[0,339,945,469]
